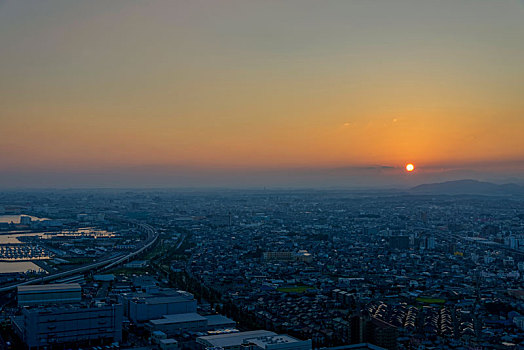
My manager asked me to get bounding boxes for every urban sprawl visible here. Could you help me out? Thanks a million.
[0,189,523,350]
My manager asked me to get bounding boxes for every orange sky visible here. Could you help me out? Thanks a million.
[0,1,523,187]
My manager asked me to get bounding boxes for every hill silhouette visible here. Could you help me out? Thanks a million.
[409,179,524,195]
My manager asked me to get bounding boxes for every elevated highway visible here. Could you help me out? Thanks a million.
[0,221,159,293]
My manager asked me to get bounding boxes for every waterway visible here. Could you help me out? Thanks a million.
[0,214,114,274]
[0,215,49,273]
[0,214,46,224]
[0,261,44,274]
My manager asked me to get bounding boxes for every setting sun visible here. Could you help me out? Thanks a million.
[406,163,415,172]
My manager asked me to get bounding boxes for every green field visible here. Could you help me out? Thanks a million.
[277,285,310,293]
[416,297,446,304]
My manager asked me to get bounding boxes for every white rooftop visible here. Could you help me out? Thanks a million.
[197,330,276,348]
[247,335,303,348]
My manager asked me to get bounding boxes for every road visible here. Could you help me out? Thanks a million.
[0,221,158,293]
[432,229,524,258]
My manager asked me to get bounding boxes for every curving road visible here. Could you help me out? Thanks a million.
[0,221,158,293]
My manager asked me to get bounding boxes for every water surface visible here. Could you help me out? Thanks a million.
[0,214,46,224]
[0,261,44,274]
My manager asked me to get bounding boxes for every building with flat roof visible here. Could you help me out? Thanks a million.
[197,330,277,349]
[149,313,236,336]
[94,274,115,282]
[206,314,237,329]
[244,334,312,350]
[320,345,386,350]
[197,330,311,350]
[160,338,179,350]
[17,283,82,307]
[121,289,197,323]
[11,302,123,349]
[149,313,207,335]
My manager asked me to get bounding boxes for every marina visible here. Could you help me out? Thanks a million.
[0,215,112,273]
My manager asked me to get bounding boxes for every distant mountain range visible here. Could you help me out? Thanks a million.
[409,179,524,195]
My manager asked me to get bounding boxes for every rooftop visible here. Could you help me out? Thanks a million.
[18,283,81,294]
[246,335,306,348]
[197,330,276,348]
[124,289,195,304]
[320,344,386,350]
[151,312,206,325]
[139,295,194,305]
[205,314,236,327]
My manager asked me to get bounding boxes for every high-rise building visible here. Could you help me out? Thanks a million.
[389,236,409,250]
[343,315,397,350]
[426,237,436,250]
[363,317,397,350]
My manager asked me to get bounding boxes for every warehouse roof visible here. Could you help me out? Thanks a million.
[205,314,236,327]
[248,335,307,348]
[18,283,81,294]
[197,330,276,348]
[150,312,206,325]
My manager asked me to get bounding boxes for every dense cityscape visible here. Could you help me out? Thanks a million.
[0,188,523,349]
[1,2,523,349]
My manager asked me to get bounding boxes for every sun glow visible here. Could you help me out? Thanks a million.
[406,163,415,172]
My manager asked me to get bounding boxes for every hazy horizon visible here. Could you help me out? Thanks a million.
[1,1,523,188]
[1,159,523,189]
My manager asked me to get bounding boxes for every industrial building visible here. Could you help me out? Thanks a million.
[120,289,197,323]
[245,334,313,350]
[320,345,386,350]
[148,313,236,336]
[151,331,179,350]
[205,314,237,330]
[197,330,312,350]
[197,330,277,350]
[11,302,123,349]
[160,338,179,350]
[149,313,207,335]
[17,283,82,307]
